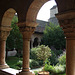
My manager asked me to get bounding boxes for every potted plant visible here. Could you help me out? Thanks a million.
[36,45,51,75]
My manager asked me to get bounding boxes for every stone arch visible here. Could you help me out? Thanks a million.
[1,8,17,27]
[26,0,49,23]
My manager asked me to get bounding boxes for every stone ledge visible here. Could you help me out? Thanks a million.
[0,68,20,75]
[0,68,35,75]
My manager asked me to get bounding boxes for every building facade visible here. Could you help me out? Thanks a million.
[30,20,49,48]
[48,5,59,25]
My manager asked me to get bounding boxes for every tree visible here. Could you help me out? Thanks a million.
[6,16,23,50]
[41,23,66,50]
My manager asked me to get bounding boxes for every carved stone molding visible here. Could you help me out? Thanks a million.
[19,26,35,32]
[17,21,38,27]
[17,21,38,40]
[56,11,75,39]
[0,31,10,41]
[0,26,12,41]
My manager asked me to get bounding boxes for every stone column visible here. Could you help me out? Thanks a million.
[66,38,75,75]
[0,26,11,69]
[17,26,35,75]
[56,11,75,75]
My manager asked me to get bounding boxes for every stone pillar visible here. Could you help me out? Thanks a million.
[66,38,75,75]
[17,26,36,75]
[56,11,75,75]
[0,26,11,69]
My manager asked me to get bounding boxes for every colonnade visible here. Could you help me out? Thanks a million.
[0,10,75,75]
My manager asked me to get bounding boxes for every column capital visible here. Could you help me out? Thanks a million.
[19,26,35,40]
[56,11,75,39]
[17,21,38,27]
[0,26,12,41]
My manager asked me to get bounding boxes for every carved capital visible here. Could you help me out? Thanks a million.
[17,21,38,40]
[0,26,12,41]
[0,31,9,41]
[19,26,35,40]
[17,21,38,27]
[56,11,75,39]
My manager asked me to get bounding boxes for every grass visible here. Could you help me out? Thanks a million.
[6,56,22,69]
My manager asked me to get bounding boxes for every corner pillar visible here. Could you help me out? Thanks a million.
[56,11,75,75]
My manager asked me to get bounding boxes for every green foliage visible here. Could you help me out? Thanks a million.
[49,50,58,65]
[41,23,66,50]
[34,71,38,75]
[6,56,22,69]
[15,60,22,69]
[48,50,63,65]
[6,16,23,50]
[30,48,38,60]
[44,52,66,75]
[57,52,66,65]
[44,63,66,75]
[30,45,51,66]
[30,60,40,69]
[36,45,51,62]
[44,63,54,73]
[53,65,66,74]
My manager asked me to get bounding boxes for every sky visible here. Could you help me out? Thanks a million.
[37,0,56,22]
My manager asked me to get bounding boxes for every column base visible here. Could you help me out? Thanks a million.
[16,71,35,75]
[0,64,9,69]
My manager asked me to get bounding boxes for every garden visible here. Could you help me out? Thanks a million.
[6,45,66,75]
[6,16,66,75]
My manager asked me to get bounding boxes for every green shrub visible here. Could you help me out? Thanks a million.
[44,64,65,75]
[44,59,66,75]
[49,50,58,65]
[57,52,66,65]
[30,48,38,60]
[44,63,54,72]
[53,65,66,74]
[36,45,51,66]
[30,60,40,69]
[15,60,22,69]
[54,50,63,56]
[34,71,38,75]
[38,60,43,66]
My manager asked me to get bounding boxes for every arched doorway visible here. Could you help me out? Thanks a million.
[33,37,39,47]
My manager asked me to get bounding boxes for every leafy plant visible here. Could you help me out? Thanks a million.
[36,45,51,64]
[15,60,22,69]
[30,48,38,60]
[41,22,66,50]
[49,50,58,65]
[57,52,66,65]
[30,60,40,69]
